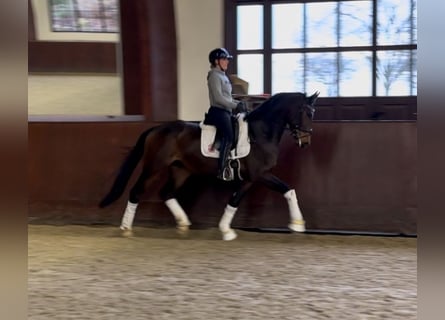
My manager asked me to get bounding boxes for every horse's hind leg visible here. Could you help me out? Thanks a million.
[259,172,306,232]
[119,170,150,236]
[219,181,253,241]
[160,164,192,234]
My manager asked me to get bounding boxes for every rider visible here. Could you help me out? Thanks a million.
[206,48,246,181]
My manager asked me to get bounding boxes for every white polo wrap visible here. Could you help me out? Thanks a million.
[165,198,191,226]
[284,189,303,221]
[120,201,138,230]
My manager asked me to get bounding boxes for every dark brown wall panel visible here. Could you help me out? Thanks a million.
[313,97,417,121]
[28,121,417,235]
[28,41,117,73]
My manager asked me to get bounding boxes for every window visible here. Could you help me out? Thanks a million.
[226,0,417,97]
[50,0,118,33]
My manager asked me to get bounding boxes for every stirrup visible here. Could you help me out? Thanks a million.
[223,167,234,181]
[218,166,234,181]
[229,159,243,181]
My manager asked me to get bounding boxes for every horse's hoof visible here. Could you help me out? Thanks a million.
[176,225,189,236]
[120,227,134,237]
[222,229,237,241]
[288,220,306,233]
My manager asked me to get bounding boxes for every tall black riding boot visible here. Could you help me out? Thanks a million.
[217,143,233,181]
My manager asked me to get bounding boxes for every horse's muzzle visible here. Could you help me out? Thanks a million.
[297,134,311,148]
[291,128,312,148]
[289,126,312,148]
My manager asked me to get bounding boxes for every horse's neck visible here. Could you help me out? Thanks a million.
[248,109,287,146]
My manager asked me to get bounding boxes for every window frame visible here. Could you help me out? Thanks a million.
[224,0,417,98]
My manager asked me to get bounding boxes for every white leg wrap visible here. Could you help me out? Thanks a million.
[165,198,191,227]
[120,201,138,230]
[284,189,306,232]
[219,205,238,241]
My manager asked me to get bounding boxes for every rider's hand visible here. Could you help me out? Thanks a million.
[234,101,248,114]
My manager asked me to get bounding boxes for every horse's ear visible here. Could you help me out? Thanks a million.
[307,91,320,106]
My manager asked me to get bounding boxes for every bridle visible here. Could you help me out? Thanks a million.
[287,105,314,146]
[288,125,312,147]
[289,126,312,138]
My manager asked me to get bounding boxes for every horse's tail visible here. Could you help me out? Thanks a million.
[99,127,154,208]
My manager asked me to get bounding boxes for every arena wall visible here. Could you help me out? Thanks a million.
[28,120,417,235]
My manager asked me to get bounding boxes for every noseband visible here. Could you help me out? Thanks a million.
[288,125,312,146]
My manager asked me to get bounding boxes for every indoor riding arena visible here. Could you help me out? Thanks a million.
[28,1,417,319]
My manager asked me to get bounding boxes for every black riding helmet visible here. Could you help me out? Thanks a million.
[208,48,233,65]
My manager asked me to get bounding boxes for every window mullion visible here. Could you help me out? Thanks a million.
[410,0,415,96]
[303,3,307,93]
[372,0,377,97]
[264,0,272,94]
[71,0,81,31]
[336,2,340,96]
[98,0,107,32]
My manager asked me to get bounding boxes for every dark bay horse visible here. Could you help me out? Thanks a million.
[99,91,319,240]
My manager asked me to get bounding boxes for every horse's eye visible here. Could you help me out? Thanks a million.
[304,108,313,119]
[308,110,314,119]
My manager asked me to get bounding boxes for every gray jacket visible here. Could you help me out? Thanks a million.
[207,68,239,112]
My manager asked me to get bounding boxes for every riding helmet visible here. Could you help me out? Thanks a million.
[208,48,233,64]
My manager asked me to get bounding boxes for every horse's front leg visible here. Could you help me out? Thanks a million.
[165,198,191,234]
[259,173,306,232]
[161,166,192,235]
[219,181,253,241]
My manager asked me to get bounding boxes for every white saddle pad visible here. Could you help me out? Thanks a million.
[200,114,250,159]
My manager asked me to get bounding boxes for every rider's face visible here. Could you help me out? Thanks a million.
[218,58,230,71]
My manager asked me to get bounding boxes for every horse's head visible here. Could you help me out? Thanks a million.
[288,91,319,148]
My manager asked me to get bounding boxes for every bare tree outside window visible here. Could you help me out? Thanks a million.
[376,0,417,95]
[377,50,412,96]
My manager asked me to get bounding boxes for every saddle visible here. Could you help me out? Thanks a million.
[200,113,250,160]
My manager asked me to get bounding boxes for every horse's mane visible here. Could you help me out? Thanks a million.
[245,92,305,121]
